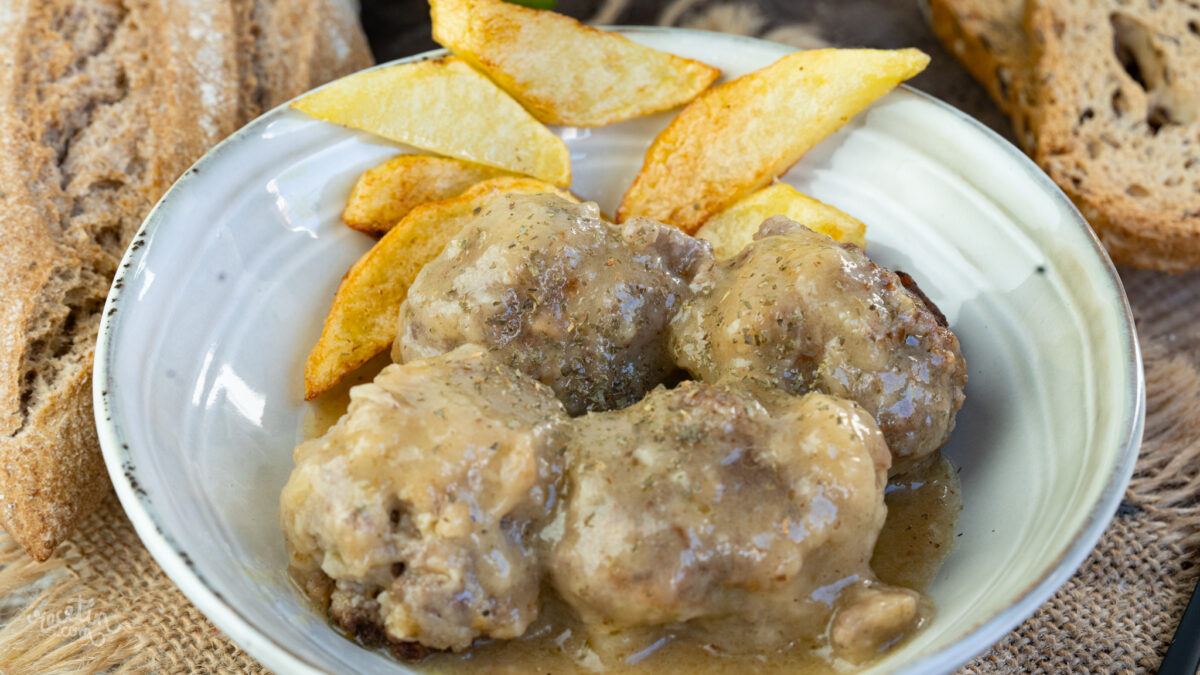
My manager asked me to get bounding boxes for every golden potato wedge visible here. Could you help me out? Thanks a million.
[342,154,514,236]
[431,0,719,126]
[696,183,868,258]
[617,48,929,232]
[305,176,578,399]
[292,56,571,186]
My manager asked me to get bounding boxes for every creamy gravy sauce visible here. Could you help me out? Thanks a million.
[422,457,961,674]
[424,597,831,674]
[301,352,393,440]
[300,385,961,675]
[873,457,962,592]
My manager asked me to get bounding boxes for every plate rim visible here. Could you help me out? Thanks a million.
[93,26,1145,675]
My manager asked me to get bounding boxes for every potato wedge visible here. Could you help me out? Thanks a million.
[342,155,514,236]
[617,48,929,232]
[305,176,578,399]
[431,0,719,127]
[292,56,571,186]
[696,183,868,258]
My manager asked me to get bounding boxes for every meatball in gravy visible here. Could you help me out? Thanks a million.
[546,381,926,661]
[286,207,965,670]
[670,217,967,465]
[395,193,711,415]
[279,345,568,653]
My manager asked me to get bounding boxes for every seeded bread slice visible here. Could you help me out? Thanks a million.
[1026,0,1200,271]
[0,0,371,561]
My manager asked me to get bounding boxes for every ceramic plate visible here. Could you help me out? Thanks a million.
[94,28,1144,674]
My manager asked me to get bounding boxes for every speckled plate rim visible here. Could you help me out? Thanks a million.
[93,27,1145,675]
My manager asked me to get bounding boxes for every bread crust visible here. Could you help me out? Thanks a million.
[0,0,371,561]
[927,0,1035,149]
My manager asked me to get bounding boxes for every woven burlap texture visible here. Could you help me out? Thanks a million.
[0,269,1195,674]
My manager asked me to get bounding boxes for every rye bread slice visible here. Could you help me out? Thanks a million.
[1026,0,1200,271]
[0,0,371,561]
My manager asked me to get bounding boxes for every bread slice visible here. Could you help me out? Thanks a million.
[927,0,1035,150]
[1026,0,1200,271]
[930,0,1200,271]
[0,0,371,561]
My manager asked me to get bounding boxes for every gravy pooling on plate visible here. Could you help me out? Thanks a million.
[284,195,966,671]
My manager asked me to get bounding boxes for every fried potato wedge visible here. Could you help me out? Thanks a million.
[617,48,929,233]
[342,154,514,236]
[305,176,578,399]
[292,56,571,186]
[696,183,868,258]
[430,0,719,126]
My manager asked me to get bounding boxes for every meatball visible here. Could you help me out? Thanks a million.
[394,193,711,415]
[545,381,925,658]
[279,345,568,652]
[669,217,967,465]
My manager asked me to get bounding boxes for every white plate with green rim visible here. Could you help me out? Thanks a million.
[94,27,1144,674]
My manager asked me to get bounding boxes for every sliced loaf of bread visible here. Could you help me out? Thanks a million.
[0,0,371,561]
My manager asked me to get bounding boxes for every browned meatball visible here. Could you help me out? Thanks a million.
[669,217,967,465]
[545,381,925,658]
[280,345,568,652]
[394,193,711,415]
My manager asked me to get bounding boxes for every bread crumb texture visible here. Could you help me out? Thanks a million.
[0,0,371,561]
[933,0,1200,271]
[1028,0,1200,271]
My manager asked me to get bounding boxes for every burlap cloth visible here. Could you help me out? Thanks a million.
[2,1,1198,673]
